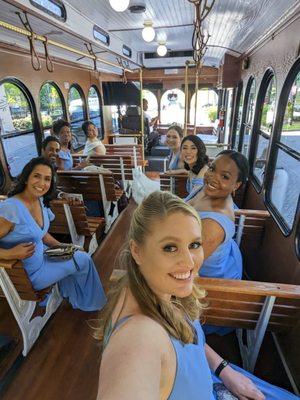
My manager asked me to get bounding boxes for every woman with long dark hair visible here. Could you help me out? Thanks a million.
[82,120,106,156]
[180,134,209,194]
[165,125,185,173]
[0,157,106,311]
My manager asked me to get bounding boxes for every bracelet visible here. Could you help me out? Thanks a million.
[214,359,229,377]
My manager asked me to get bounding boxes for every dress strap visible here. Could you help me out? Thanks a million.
[103,315,133,348]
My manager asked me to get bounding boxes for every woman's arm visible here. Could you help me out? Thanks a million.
[98,317,164,400]
[201,219,225,259]
[205,344,265,400]
[43,232,61,247]
[0,217,35,260]
[92,144,106,156]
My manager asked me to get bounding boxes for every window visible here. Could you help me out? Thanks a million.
[224,89,234,144]
[39,82,65,136]
[233,85,244,150]
[68,85,87,149]
[190,89,219,126]
[93,26,110,46]
[142,89,158,119]
[252,71,276,187]
[30,0,66,21]
[88,86,104,140]
[266,61,300,233]
[160,89,185,125]
[240,77,256,157]
[122,45,132,58]
[0,80,39,177]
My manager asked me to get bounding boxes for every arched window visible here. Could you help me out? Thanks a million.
[233,84,244,150]
[88,86,104,140]
[142,89,158,119]
[39,82,65,136]
[190,89,218,126]
[266,61,300,233]
[240,77,256,157]
[160,89,185,125]
[224,89,234,144]
[0,79,38,177]
[252,70,276,188]
[68,85,87,149]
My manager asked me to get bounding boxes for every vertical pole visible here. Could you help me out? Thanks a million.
[139,68,145,162]
[184,60,189,136]
[193,66,199,135]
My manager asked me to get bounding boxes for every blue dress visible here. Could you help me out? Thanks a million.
[0,197,106,311]
[168,152,180,170]
[199,211,242,280]
[186,173,204,195]
[58,149,73,170]
[105,317,298,399]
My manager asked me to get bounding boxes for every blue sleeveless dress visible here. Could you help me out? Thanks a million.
[168,152,180,170]
[186,173,204,195]
[58,149,73,170]
[105,317,298,399]
[199,211,242,280]
[0,197,106,311]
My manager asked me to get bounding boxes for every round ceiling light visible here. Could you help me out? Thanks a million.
[157,43,167,57]
[142,21,155,42]
[109,0,130,12]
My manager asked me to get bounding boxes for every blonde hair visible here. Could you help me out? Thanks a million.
[96,191,206,344]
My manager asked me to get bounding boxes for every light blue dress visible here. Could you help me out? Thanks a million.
[186,173,204,195]
[168,152,180,170]
[105,317,298,399]
[58,149,73,170]
[199,211,242,280]
[0,197,106,311]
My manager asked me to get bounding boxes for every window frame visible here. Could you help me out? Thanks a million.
[264,59,300,236]
[122,45,132,58]
[93,25,110,46]
[230,81,243,149]
[29,0,67,22]
[87,85,104,140]
[249,68,276,193]
[238,76,256,155]
[68,84,87,149]
[0,77,40,179]
[39,81,66,136]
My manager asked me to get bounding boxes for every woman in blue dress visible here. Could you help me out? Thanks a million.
[165,125,185,173]
[188,150,248,281]
[52,119,73,170]
[0,157,106,312]
[180,134,209,195]
[96,191,297,399]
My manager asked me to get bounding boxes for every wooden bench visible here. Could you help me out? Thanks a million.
[0,259,62,356]
[49,199,105,253]
[72,154,134,182]
[104,144,144,168]
[159,173,189,198]
[57,170,120,232]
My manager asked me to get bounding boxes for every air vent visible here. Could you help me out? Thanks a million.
[129,5,146,13]
[144,50,193,59]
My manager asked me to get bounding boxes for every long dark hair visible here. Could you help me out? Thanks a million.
[8,157,56,207]
[82,120,96,137]
[181,135,209,175]
[217,150,249,185]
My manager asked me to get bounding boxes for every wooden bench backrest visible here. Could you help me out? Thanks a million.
[72,154,134,181]
[195,276,300,332]
[57,170,118,202]
[159,174,189,198]
[104,144,144,166]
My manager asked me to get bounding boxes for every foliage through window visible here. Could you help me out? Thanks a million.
[68,85,86,149]
[40,82,65,136]
[190,89,218,126]
[0,80,38,177]
[88,86,103,140]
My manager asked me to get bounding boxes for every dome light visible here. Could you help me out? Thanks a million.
[109,0,130,12]
[142,21,155,42]
[157,42,167,57]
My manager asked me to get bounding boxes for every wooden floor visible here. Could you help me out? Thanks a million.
[0,300,101,400]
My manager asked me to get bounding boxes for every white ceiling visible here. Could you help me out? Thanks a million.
[0,0,299,73]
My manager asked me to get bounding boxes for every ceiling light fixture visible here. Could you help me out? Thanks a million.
[157,41,167,57]
[109,0,130,12]
[142,20,155,42]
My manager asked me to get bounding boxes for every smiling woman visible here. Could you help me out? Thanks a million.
[0,157,106,312]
